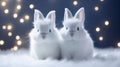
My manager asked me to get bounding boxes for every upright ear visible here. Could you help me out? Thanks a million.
[74,7,85,23]
[46,10,56,25]
[64,8,73,21]
[34,9,44,21]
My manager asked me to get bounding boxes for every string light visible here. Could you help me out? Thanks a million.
[2,25,7,30]
[96,27,101,32]
[20,18,24,23]
[7,25,12,30]
[29,4,34,9]
[0,40,4,45]
[104,20,109,26]
[4,9,9,14]
[99,36,103,41]
[13,13,18,18]
[94,6,99,11]
[17,40,22,46]
[16,35,20,40]
[16,5,21,10]
[25,15,30,20]
[117,42,120,48]
[73,1,78,6]
[11,46,18,51]
[8,32,12,37]
[1,1,6,7]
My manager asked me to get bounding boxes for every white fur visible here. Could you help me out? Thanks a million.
[60,8,94,61]
[29,9,62,60]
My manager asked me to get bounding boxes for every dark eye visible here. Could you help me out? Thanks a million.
[49,29,51,32]
[66,27,68,30]
[77,27,79,31]
[37,29,39,32]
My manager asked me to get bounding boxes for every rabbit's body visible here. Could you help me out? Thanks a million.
[29,10,61,59]
[60,8,94,60]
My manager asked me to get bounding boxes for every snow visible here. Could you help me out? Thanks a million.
[0,48,120,67]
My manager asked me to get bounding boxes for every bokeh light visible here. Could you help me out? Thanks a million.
[29,4,34,9]
[16,35,20,40]
[25,15,30,20]
[99,36,103,41]
[94,6,99,11]
[0,40,5,45]
[117,42,120,48]
[73,1,78,6]
[4,9,9,14]
[96,27,101,32]
[104,20,109,26]
[8,32,12,37]
[13,13,18,18]
[11,46,18,51]
[2,25,7,30]
[1,1,6,7]
[7,25,12,30]
[100,0,104,2]
[17,40,22,46]
[20,18,24,23]
[16,5,21,10]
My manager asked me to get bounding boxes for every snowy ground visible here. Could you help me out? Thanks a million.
[0,48,120,67]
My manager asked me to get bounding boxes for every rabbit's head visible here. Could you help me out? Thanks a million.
[61,7,86,40]
[30,9,57,40]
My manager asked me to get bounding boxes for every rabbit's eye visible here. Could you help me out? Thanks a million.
[49,29,51,32]
[37,29,39,32]
[77,27,79,31]
[66,27,68,30]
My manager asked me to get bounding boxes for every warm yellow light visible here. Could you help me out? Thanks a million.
[73,1,78,6]
[104,20,109,26]
[17,5,21,10]
[1,1,6,7]
[29,4,34,9]
[11,46,18,51]
[4,9,9,14]
[100,0,104,2]
[8,32,12,37]
[16,35,20,40]
[99,36,103,41]
[0,40,4,45]
[117,42,120,48]
[2,25,7,30]
[7,25,12,30]
[96,27,100,32]
[17,40,22,46]
[13,13,18,18]
[20,18,24,23]
[94,6,99,11]
[25,15,30,20]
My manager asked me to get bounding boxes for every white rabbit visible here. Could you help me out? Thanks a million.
[29,9,62,60]
[60,8,94,60]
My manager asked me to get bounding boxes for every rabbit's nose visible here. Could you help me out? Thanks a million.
[41,33,47,39]
[69,30,74,37]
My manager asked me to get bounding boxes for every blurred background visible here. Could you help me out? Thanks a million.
[0,0,120,51]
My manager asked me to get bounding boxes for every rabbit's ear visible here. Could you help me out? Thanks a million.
[46,10,56,24]
[74,7,85,23]
[64,8,73,21]
[34,9,44,21]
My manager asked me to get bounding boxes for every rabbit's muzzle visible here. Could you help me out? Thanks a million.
[69,30,75,37]
[41,33,47,39]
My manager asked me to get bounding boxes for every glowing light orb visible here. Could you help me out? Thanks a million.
[94,6,99,11]
[1,1,6,7]
[8,32,12,37]
[25,15,30,20]
[29,4,34,9]
[2,25,7,30]
[16,35,20,40]
[7,25,12,30]
[117,42,120,48]
[11,46,18,51]
[73,1,78,6]
[100,0,104,2]
[13,13,18,18]
[99,36,103,41]
[104,20,109,26]
[17,5,21,10]
[96,27,101,32]
[4,9,9,14]
[17,40,22,46]
[0,40,4,45]
[20,18,24,23]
